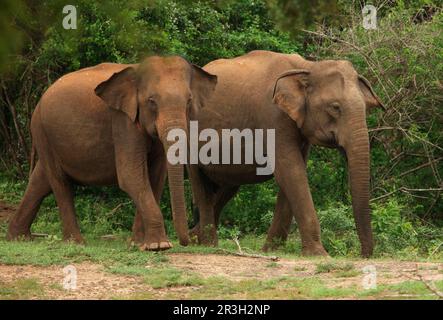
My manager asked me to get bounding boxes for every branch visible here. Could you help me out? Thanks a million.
[1,81,30,162]
[106,201,132,216]
[403,264,443,299]
[371,187,443,202]
[216,236,279,261]
[217,248,279,262]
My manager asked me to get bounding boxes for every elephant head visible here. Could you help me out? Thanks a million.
[272,60,384,257]
[95,56,217,246]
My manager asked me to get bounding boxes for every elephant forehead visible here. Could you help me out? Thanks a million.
[146,77,191,94]
[309,71,346,93]
[311,60,357,78]
[139,56,190,75]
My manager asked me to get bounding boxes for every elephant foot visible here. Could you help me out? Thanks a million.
[63,233,86,245]
[131,231,145,245]
[189,225,200,244]
[360,247,373,258]
[139,241,173,251]
[262,237,287,252]
[301,244,329,257]
[6,227,32,241]
[196,223,218,246]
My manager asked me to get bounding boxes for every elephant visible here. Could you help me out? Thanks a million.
[7,56,217,251]
[187,50,384,257]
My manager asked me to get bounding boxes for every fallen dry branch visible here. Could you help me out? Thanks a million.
[216,236,279,261]
[403,264,443,299]
[31,233,49,238]
[217,248,279,262]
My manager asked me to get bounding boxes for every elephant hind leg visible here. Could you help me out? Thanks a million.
[213,185,239,226]
[7,161,52,240]
[46,172,84,244]
[262,189,293,252]
[189,185,239,243]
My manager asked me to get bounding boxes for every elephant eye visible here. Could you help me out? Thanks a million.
[147,97,157,110]
[327,102,341,119]
[187,97,193,108]
[331,102,340,111]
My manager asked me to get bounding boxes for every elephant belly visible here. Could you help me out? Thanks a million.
[39,102,118,186]
[47,122,118,186]
[200,164,272,186]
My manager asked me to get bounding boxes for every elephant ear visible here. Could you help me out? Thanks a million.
[272,69,310,129]
[190,64,218,116]
[95,67,138,122]
[358,75,386,111]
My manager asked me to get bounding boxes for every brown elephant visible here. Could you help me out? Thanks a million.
[7,56,217,251]
[187,50,384,257]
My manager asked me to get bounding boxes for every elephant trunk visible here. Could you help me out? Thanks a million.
[344,123,374,258]
[159,121,190,246]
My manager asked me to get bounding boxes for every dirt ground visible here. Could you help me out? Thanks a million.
[0,254,442,299]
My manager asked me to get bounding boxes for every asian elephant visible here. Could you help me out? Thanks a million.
[187,50,384,257]
[7,56,217,251]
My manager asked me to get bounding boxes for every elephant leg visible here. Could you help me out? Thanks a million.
[262,190,293,251]
[214,186,239,226]
[48,173,84,244]
[121,175,171,251]
[111,113,171,251]
[189,185,239,240]
[262,140,310,251]
[275,140,327,256]
[188,164,217,245]
[7,161,52,240]
[131,210,144,245]
[132,143,167,244]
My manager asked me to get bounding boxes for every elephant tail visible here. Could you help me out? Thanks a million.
[28,142,36,178]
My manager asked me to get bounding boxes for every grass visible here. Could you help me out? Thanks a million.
[0,278,47,299]
[0,234,442,299]
[315,261,355,274]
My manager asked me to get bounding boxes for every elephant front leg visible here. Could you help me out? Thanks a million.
[120,156,172,250]
[134,189,172,251]
[131,143,167,245]
[275,146,328,256]
[113,128,171,251]
[122,175,171,251]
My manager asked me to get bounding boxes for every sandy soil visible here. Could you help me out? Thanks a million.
[0,254,442,299]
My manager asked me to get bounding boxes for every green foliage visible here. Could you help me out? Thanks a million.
[222,181,277,234]
[316,200,443,257]
[138,0,299,65]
